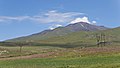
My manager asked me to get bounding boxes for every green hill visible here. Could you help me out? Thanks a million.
[40,27,120,45]
[5,27,120,48]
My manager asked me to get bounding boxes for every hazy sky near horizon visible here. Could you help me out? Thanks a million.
[0,0,120,41]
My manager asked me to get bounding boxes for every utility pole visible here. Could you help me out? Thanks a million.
[96,34,100,47]
[96,33,107,47]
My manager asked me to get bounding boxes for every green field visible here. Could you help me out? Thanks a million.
[0,45,63,58]
[0,54,120,68]
[0,45,120,68]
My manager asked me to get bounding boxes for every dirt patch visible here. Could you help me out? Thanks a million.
[0,50,64,60]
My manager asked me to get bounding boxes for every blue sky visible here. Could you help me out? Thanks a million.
[0,0,120,41]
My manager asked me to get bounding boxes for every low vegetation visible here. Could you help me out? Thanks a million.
[0,44,120,68]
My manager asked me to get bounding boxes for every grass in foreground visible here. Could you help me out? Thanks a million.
[0,46,63,58]
[0,45,120,68]
[0,53,120,68]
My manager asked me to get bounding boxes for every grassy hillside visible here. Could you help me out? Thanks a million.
[38,27,120,46]
[6,27,120,48]
[6,27,75,42]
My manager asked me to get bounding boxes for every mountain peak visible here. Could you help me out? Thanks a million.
[65,22,108,31]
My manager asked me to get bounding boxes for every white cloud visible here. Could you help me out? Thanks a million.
[70,17,90,24]
[49,27,55,30]
[55,24,62,27]
[0,16,30,22]
[32,10,84,23]
[70,16,97,24]
[92,21,97,24]
[49,24,63,30]
[0,10,84,23]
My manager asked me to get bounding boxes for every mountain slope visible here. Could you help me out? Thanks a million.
[40,27,120,45]
[6,22,108,42]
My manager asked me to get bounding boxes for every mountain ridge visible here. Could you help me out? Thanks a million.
[6,22,109,42]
